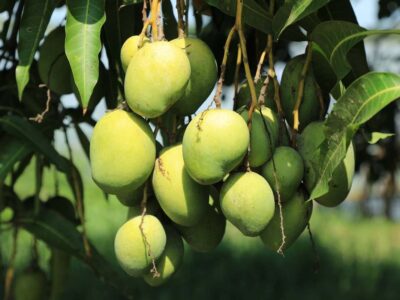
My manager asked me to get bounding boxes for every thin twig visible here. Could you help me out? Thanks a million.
[142,0,148,23]
[307,222,320,273]
[4,228,18,300]
[176,0,186,38]
[29,85,52,123]
[233,43,242,110]
[254,44,271,83]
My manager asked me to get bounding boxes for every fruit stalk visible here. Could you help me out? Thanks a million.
[176,0,186,38]
[150,0,161,41]
[233,43,242,110]
[3,228,18,300]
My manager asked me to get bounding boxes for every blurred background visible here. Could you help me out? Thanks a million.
[1,0,400,299]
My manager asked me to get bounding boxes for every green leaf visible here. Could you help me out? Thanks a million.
[0,136,32,181]
[309,72,400,201]
[16,0,56,99]
[204,0,272,34]
[365,131,395,144]
[0,115,70,173]
[75,124,90,160]
[311,21,400,83]
[65,0,106,109]
[17,208,138,298]
[273,0,331,38]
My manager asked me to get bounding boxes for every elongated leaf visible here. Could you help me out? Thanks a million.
[311,21,400,83]
[273,0,331,38]
[0,136,32,181]
[75,124,90,160]
[0,115,70,173]
[18,208,138,298]
[65,0,106,109]
[204,0,272,34]
[16,0,56,99]
[309,72,400,200]
[367,132,395,144]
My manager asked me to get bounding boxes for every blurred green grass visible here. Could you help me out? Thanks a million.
[2,153,400,300]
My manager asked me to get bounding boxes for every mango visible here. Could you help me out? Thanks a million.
[182,109,250,184]
[15,267,48,300]
[90,109,155,196]
[239,106,279,167]
[120,35,149,71]
[124,41,191,118]
[116,185,144,207]
[143,226,184,286]
[236,76,275,110]
[114,215,166,276]
[170,37,217,116]
[152,144,208,226]
[261,146,304,202]
[220,172,275,236]
[298,122,355,207]
[260,190,312,251]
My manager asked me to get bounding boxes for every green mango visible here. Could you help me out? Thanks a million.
[261,146,304,202]
[170,37,217,116]
[281,55,326,131]
[116,185,144,207]
[239,106,279,167]
[236,76,275,110]
[90,109,156,195]
[15,267,48,300]
[298,122,355,207]
[220,172,275,236]
[38,27,73,95]
[143,226,184,286]
[114,215,166,276]
[125,41,191,118]
[260,190,312,251]
[182,109,250,184]
[120,35,150,71]
[176,187,226,252]
[152,144,208,226]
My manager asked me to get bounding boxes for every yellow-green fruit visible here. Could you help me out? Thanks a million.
[239,107,279,167]
[116,185,144,207]
[120,35,150,71]
[298,122,355,207]
[114,215,166,276]
[170,37,217,116]
[177,187,226,252]
[281,55,325,131]
[38,27,73,95]
[90,109,155,195]
[153,144,208,226]
[15,268,48,300]
[125,41,191,118]
[260,191,312,251]
[261,146,304,202]
[220,172,275,236]
[182,109,250,184]
[143,226,184,286]
[236,77,275,110]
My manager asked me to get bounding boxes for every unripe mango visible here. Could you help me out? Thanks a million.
[170,37,217,116]
[125,41,191,118]
[239,106,279,167]
[298,122,355,207]
[236,76,275,110]
[261,146,304,202]
[260,190,312,251]
[114,215,166,276]
[177,187,226,252]
[116,185,144,207]
[220,172,275,236]
[15,267,48,300]
[120,35,149,71]
[182,109,250,184]
[152,144,208,226]
[90,110,156,196]
[143,226,184,286]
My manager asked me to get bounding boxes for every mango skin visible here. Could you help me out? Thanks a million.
[236,76,276,110]
[15,268,48,300]
[114,215,166,277]
[261,146,304,202]
[281,55,325,131]
[182,109,250,184]
[240,107,279,167]
[152,144,208,226]
[298,122,355,207]
[125,41,191,118]
[116,185,144,207]
[220,172,275,236]
[176,187,226,252]
[260,191,312,252]
[143,226,184,286]
[90,109,156,195]
[120,35,149,71]
[170,38,217,116]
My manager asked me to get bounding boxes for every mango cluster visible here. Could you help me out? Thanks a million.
[89,38,355,286]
